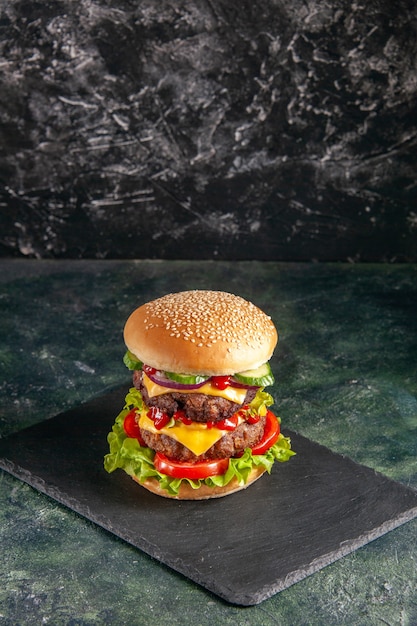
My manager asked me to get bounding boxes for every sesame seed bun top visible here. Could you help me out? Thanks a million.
[123,290,278,376]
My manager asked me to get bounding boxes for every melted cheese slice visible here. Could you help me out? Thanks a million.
[139,412,244,456]
[142,373,248,404]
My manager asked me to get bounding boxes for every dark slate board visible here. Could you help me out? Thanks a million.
[1,386,416,606]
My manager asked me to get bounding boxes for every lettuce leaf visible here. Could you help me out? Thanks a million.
[104,388,295,497]
[247,388,273,416]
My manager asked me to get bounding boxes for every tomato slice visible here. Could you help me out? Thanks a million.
[123,409,146,445]
[249,410,280,455]
[154,453,229,480]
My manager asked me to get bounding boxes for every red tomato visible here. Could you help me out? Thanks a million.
[154,453,229,480]
[250,410,280,455]
[123,409,146,445]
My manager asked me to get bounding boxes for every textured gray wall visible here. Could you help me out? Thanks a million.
[1,0,417,260]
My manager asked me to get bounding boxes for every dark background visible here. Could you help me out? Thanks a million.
[1,0,417,262]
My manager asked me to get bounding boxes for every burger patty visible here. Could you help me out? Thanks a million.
[133,370,257,423]
[140,415,267,462]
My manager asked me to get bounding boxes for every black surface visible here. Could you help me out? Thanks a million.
[1,385,416,606]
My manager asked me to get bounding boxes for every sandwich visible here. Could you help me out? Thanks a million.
[104,290,294,499]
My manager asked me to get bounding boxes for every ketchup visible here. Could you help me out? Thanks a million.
[246,413,261,424]
[206,414,239,431]
[211,375,231,390]
[147,407,170,430]
[174,410,193,425]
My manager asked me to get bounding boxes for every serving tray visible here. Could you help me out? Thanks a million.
[1,385,416,606]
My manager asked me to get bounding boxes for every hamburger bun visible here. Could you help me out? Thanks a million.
[132,466,267,500]
[124,290,277,376]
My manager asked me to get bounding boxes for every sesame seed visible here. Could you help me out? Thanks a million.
[143,290,276,349]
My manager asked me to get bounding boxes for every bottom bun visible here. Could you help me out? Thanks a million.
[131,466,267,500]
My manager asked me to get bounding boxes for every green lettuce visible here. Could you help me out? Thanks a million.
[104,388,295,497]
